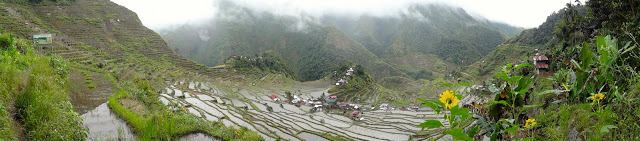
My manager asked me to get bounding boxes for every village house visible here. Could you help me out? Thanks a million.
[292,95,301,103]
[304,99,313,105]
[313,104,323,112]
[325,96,337,103]
[323,96,337,108]
[353,104,363,110]
[379,103,389,110]
[346,68,354,76]
[336,79,346,86]
[33,34,53,44]
[337,102,348,109]
[533,49,549,74]
[270,94,280,101]
[409,105,420,111]
[349,111,363,120]
[313,101,323,112]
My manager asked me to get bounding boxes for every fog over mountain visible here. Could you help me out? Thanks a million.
[112,0,569,30]
[149,0,526,82]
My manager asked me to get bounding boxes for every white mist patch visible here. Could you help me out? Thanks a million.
[402,7,431,23]
[111,0,218,30]
[113,0,570,30]
[197,29,210,42]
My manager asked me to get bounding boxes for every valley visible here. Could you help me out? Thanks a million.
[155,80,450,140]
[1,0,639,140]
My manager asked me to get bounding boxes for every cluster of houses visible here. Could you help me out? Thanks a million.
[267,93,372,120]
[268,92,435,120]
[335,68,355,86]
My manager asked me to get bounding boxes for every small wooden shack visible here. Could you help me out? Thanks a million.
[533,49,549,74]
[33,34,52,44]
[533,55,549,74]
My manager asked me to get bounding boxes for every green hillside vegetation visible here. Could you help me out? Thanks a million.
[325,5,518,65]
[0,33,86,140]
[461,5,578,82]
[226,51,296,79]
[162,3,523,84]
[163,3,406,82]
[432,1,640,140]
[0,0,76,5]
[161,3,523,104]
[0,0,263,140]
[3,0,639,140]
[322,5,521,84]
[329,64,375,93]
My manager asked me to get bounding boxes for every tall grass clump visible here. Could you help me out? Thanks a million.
[1,32,86,140]
[15,49,86,140]
[0,33,21,140]
[0,103,15,140]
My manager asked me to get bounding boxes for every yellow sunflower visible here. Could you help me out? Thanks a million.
[590,93,605,103]
[525,118,536,128]
[439,90,460,109]
[597,93,604,100]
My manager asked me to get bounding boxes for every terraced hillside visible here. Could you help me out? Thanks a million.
[0,0,209,77]
[158,81,467,141]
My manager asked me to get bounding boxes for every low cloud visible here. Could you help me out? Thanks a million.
[112,0,570,30]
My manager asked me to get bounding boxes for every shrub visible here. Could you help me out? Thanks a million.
[15,51,86,140]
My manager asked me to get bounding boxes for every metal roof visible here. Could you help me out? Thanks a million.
[536,64,549,69]
[33,34,52,38]
[533,55,549,61]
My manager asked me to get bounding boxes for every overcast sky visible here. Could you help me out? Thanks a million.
[111,0,574,30]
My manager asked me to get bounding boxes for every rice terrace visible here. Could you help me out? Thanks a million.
[1,0,639,140]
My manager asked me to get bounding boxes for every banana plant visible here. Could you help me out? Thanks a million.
[569,36,627,102]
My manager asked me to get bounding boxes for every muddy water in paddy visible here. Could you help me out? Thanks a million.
[69,70,136,140]
[298,132,329,141]
[69,70,114,114]
[81,103,136,141]
[180,133,219,141]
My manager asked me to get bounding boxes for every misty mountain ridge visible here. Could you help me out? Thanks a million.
[161,2,524,81]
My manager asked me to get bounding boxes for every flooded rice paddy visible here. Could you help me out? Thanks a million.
[81,103,136,141]
[158,81,447,141]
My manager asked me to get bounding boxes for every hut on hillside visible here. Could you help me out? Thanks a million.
[533,49,549,74]
[33,34,53,44]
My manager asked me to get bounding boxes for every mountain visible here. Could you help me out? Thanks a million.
[322,5,523,80]
[0,0,209,77]
[162,1,406,81]
[162,2,523,82]
[461,5,583,82]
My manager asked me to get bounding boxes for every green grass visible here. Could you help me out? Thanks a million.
[81,69,96,88]
[0,33,86,140]
[0,103,15,140]
[535,103,619,140]
[212,64,226,69]
[16,66,87,140]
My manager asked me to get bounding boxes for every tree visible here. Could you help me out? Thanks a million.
[319,92,325,102]
[285,91,293,104]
